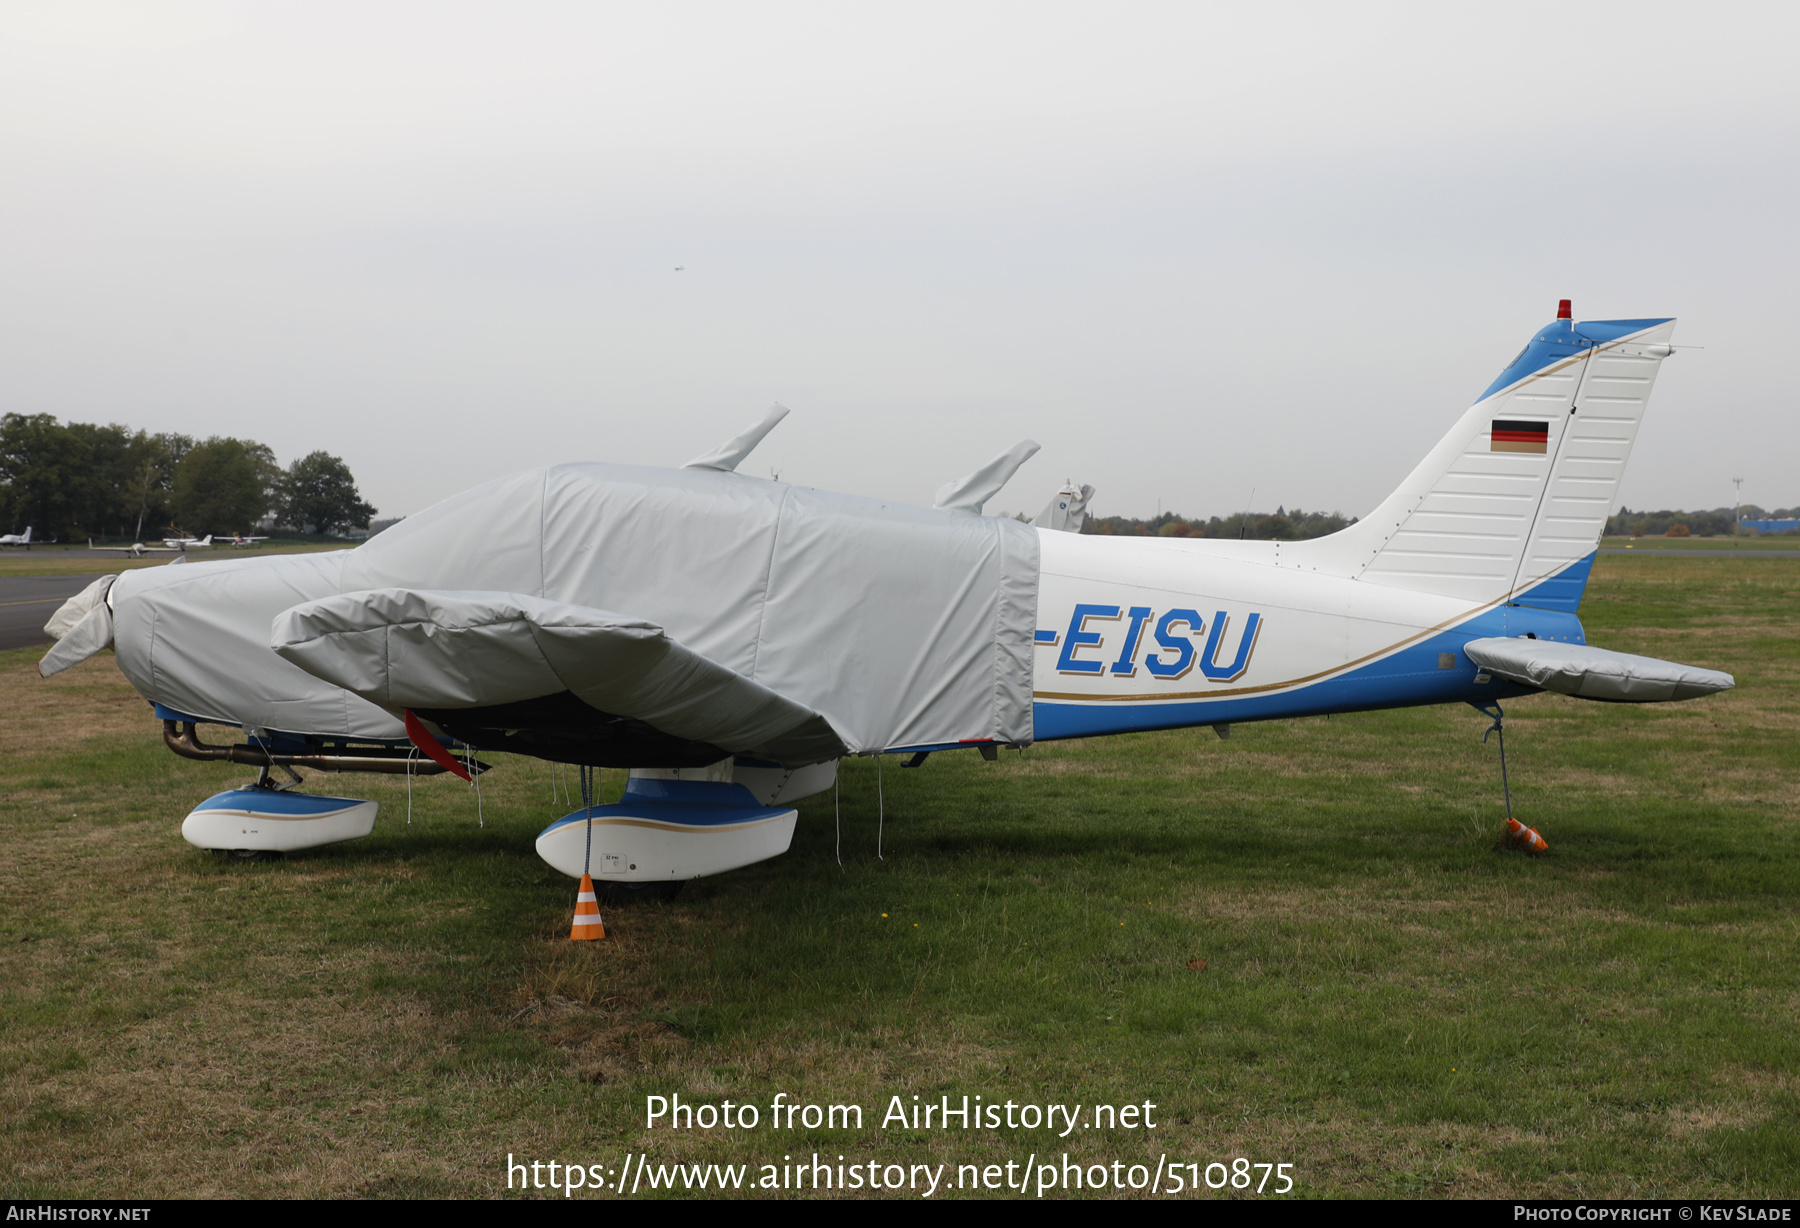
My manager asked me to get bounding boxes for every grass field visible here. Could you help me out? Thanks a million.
[1,553,1795,1199]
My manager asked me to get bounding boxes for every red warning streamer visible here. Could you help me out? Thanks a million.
[403,708,472,782]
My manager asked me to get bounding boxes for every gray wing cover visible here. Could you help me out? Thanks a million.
[272,589,847,767]
[1464,637,1734,702]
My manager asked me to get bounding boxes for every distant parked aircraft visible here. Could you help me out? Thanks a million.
[88,535,213,558]
[0,527,35,548]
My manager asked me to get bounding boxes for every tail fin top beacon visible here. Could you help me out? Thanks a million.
[1298,300,1675,613]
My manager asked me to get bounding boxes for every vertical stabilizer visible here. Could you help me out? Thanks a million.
[1034,482,1094,533]
[1295,309,1675,611]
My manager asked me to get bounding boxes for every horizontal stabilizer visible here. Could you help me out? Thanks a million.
[271,589,847,766]
[1464,637,1733,703]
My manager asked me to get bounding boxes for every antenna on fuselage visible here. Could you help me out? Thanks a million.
[684,403,791,472]
[934,440,1040,514]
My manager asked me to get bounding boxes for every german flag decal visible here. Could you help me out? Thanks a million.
[1491,419,1550,454]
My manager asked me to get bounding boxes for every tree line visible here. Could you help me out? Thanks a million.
[1606,505,1799,537]
[1083,506,1356,540]
[1082,504,1799,540]
[0,413,377,541]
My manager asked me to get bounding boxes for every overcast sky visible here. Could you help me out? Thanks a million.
[3,2,1795,522]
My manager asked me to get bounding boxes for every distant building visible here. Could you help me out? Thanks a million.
[1741,519,1800,534]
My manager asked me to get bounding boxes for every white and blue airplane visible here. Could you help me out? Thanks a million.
[38,301,1731,892]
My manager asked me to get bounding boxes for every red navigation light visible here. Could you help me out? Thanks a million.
[1557,299,1573,320]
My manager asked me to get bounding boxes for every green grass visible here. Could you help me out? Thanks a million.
[0,553,1795,1198]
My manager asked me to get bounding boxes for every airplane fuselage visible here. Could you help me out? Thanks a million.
[1029,529,1577,741]
[89,469,1583,756]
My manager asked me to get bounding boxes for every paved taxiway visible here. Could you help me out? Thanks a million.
[0,574,109,652]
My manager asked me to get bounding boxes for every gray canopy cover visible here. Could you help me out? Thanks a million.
[101,464,1040,761]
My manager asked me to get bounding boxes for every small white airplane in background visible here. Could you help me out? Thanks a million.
[38,300,1734,897]
[1,527,36,547]
[88,535,213,558]
[223,534,271,548]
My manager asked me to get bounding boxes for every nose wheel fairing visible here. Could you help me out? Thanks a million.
[181,788,378,854]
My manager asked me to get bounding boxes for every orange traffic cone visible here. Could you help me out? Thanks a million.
[570,873,606,940]
[1506,817,1549,854]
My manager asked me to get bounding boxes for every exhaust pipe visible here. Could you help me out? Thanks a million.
[162,720,487,776]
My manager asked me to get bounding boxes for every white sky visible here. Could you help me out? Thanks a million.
[2,2,1795,521]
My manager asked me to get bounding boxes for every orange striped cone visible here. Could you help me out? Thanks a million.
[570,873,605,941]
[1506,818,1549,854]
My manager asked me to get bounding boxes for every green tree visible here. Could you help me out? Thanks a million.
[173,437,275,534]
[122,432,193,541]
[0,413,91,540]
[65,421,138,535]
[281,451,376,536]
[1083,506,1354,540]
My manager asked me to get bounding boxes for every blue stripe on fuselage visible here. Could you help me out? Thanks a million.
[1032,598,1584,741]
